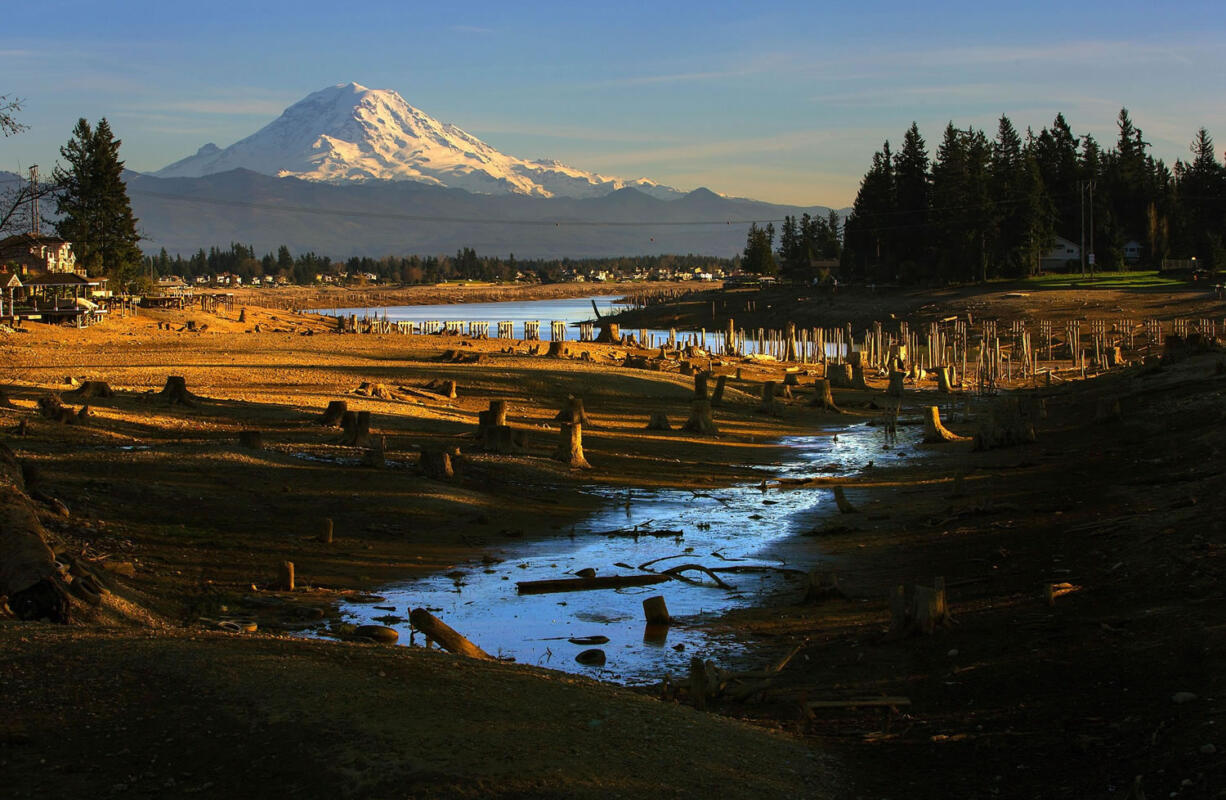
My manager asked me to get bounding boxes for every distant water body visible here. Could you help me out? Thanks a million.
[312,295,615,340]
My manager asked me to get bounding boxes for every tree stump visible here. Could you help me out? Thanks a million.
[546,340,567,357]
[922,406,967,443]
[694,371,709,400]
[318,400,348,427]
[808,378,841,413]
[642,595,671,625]
[75,405,92,424]
[646,411,671,431]
[238,307,247,323]
[974,398,1036,451]
[278,561,295,591]
[553,422,591,469]
[758,381,779,415]
[554,395,590,426]
[681,399,718,435]
[711,374,728,406]
[421,448,454,480]
[409,608,493,660]
[158,375,197,406]
[913,578,950,634]
[828,363,854,389]
[365,435,387,468]
[238,430,264,450]
[886,370,905,397]
[340,410,373,448]
[439,379,457,399]
[595,323,622,344]
[851,364,869,390]
[803,570,844,604]
[37,396,76,424]
[936,366,955,393]
[783,371,800,387]
[319,518,334,544]
[482,424,519,454]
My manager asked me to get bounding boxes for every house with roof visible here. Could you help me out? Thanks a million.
[0,235,108,325]
[1040,236,1081,272]
[0,233,83,276]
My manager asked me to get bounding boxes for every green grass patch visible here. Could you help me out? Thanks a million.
[1023,270,1187,289]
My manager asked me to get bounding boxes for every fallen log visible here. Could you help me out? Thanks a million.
[516,574,670,595]
[409,608,493,660]
[661,563,735,589]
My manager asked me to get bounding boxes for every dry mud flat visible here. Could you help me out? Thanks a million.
[0,303,833,798]
[2,289,1225,799]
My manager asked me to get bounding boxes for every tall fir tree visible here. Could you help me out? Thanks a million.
[54,118,142,283]
[841,141,895,281]
[741,222,777,275]
[893,122,931,277]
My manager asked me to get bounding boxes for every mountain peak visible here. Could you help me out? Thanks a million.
[154,83,682,200]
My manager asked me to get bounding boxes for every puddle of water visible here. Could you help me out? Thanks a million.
[332,422,923,684]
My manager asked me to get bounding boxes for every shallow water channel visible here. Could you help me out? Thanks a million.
[334,421,922,685]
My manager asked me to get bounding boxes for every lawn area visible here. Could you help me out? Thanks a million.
[1023,269,1189,289]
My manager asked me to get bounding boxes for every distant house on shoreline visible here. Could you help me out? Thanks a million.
[1041,236,1081,272]
[0,235,108,323]
[0,233,84,276]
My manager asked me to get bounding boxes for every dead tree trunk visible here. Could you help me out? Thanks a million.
[158,375,197,406]
[340,410,373,448]
[65,381,112,400]
[553,422,591,469]
[808,378,841,413]
[554,395,590,426]
[409,608,493,660]
[318,400,348,427]
[278,560,295,591]
[711,374,727,406]
[833,485,857,513]
[974,398,1036,450]
[319,518,334,544]
[694,371,709,400]
[642,595,671,625]
[828,363,854,389]
[936,366,955,393]
[238,307,247,323]
[682,399,719,435]
[922,406,967,443]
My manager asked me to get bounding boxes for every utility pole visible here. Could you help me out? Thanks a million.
[28,165,39,236]
[1088,181,1095,278]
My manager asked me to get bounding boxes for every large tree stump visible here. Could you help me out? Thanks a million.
[340,410,373,448]
[554,395,590,426]
[711,374,728,406]
[681,399,719,435]
[437,379,458,399]
[421,449,454,480]
[238,307,247,323]
[828,363,854,389]
[318,400,348,427]
[481,425,520,454]
[646,411,672,431]
[851,364,869,390]
[974,398,1036,451]
[886,370,905,397]
[238,430,264,450]
[833,485,857,513]
[595,323,622,344]
[922,406,967,443]
[913,578,950,634]
[319,518,334,544]
[409,608,493,660]
[0,445,70,623]
[278,561,295,591]
[808,378,842,413]
[158,375,197,407]
[365,435,387,468]
[553,422,591,469]
[803,570,844,604]
[546,340,567,357]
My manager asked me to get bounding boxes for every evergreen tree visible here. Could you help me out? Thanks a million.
[54,118,142,284]
[742,222,777,275]
[1178,128,1226,272]
[991,115,1030,276]
[841,141,895,281]
[893,123,931,277]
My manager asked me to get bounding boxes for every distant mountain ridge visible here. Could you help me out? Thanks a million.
[154,82,682,200]
[126,168,841,259]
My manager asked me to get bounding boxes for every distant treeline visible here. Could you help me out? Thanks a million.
[142,245,736,285]
[837,109,1226,282]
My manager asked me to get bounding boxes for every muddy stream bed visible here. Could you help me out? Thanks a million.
[324,420,925,685]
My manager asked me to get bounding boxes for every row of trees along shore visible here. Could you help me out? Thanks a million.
[143,244,735,286]
[835,110,1226,283]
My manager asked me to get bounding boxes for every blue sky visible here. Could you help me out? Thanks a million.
[3,0,1224,206]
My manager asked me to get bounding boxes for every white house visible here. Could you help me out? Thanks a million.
[1040,236,1081,272]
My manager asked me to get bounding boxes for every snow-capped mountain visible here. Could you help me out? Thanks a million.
[155,82,681,200]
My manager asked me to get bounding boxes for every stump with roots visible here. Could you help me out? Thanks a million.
[552,422,591,469]
[693,371,709,400]
[158,375,198,406]
[0,444,71,623]
[803,570,845,604]
[783,371,800,388]
[711,374,728,406]
[432,379,458,399]
[354,382,394,400]
[364,435,387,468]
[808,378,842,413]
[37,396,77,425]
[421,448,454,480]
[886,370,906,398]
[595,323,622,344]
[681,399,718,435]
[478,400,521,453]
[340,410,373,448]
[973,398,1036,450]
[828,363,854,389]
[238,430,264,450]
[851,364,869,390]
[922,406,967,443]
[833,485,857,513]
[65,381,112,400]
[554,395,590,426]
[646,411,672,431]
[758,381,780,415]
[318,400,348,427]
[546,340,567,358]
[889,578,951,636]
[935,366,956,393]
